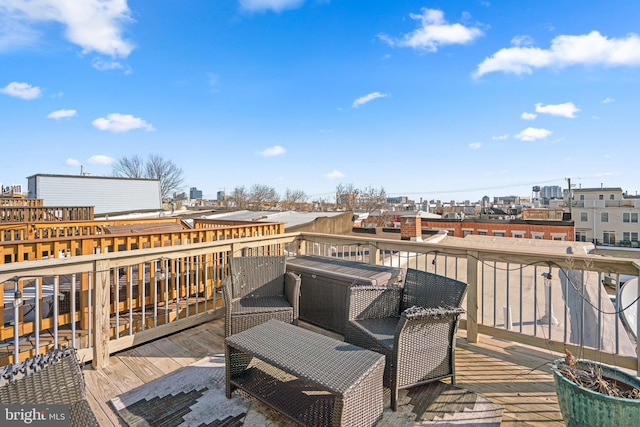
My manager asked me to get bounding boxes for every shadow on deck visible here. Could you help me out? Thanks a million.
[81,317,565,426]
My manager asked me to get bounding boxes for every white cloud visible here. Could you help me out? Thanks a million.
[511,35,535,47]
[92,58,131,73]
[239,0,304,13]
[47,109,76,119]
[92,113,155,132]
[88,154,115,165]
[475,31,640,78]
[352,92,388,108]
[602,97,615,104]
[260,145,286,157]
[492,134,509,140]
[324,170,344,179]
[514,127,552,141]
[379,8,483,52]
[469,142,482,149]
[521,112,537,120]
[0,0,134,57]
[65,158,80,166]
[535,102,580,118]
[0,81,41,99]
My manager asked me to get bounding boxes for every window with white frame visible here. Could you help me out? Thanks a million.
[576,230,587,242]
[623,232,639,242]
[477,230,487,235]
[623,212,639,223]
[601,212,608,222]
[493,231,506,237]
[531,232,544,239]
[599,194,604,200]
[602,231,616,245]
[462,229,473,237]
[511,231,525,238]
[551,233,565,241]
[610,194,615,200]
[580,212,588,222]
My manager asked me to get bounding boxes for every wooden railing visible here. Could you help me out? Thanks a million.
[0,217,184,241]
[0,221,285,264]
[0,231,638,376]
[0,206,94,223]
[0,198,43,207]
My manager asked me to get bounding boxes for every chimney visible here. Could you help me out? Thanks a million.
[400,214,422,241]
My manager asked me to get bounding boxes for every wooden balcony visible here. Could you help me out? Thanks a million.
[82,316,566,426]
[1,230,638,425]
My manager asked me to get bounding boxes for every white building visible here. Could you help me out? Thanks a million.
[572,186,640,246]
[27,174,162,215]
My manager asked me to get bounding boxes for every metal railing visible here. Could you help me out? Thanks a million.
[1,231,638,375]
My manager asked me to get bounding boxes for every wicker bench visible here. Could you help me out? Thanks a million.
[225,319,385,427]
[0,348,99,427]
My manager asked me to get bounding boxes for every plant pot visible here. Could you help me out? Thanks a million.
[552,358,640,427]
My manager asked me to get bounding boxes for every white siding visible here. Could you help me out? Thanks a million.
[28,175,162,215]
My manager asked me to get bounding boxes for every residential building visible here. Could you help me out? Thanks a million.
[572,186,640,246]
[26,174,161,215]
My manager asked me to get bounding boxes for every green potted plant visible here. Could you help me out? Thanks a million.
[552,350,640,427]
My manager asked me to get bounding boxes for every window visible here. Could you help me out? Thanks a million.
[580,212,588,222]
[531,232,544,239]
[610,194,615,200]
[599,194,604,200]
[602,232,615,245]
[623,213,639,223]
[493,231,505,237]
[576,230,587,242]
[601,212,608,222]
[462,229,473,237]
[477,230,487,236]
[579,195,585,200]
[512,231,525,238]
[623,232,639,242]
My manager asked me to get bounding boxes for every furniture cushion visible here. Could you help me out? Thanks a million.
[231,296,292,315]
[350,317,399,350]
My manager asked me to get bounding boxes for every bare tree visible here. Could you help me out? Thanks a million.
[145,154,184,199]
[336,182,358,210]
[282,188,308,211]
[250,184,279,209]
[112,155,144,178]
[231,186,248,209]
[112,154,184,199]
[358,185,387,213]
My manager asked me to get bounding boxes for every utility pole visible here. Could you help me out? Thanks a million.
[565,177,572,218]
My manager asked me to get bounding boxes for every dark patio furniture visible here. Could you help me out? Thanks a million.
[0,347,99,427]
[345,268,468,411]
[222,255,301,337]
[286,255,403,334]
[225,319,385,426]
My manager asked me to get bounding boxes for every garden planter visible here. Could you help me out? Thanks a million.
[552,358,640,427]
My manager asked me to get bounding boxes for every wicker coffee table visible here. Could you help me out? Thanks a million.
[225,319,385,427]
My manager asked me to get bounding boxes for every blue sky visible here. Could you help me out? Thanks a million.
[1,1,639,202]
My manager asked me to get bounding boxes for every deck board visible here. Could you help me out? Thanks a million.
[83,318,565,426]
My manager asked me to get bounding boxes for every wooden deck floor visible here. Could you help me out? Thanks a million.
[82,316,565,426]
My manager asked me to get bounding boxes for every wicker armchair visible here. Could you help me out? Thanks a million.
[222,255,301,337]
[345,268,468,411]
[0,348,99,426]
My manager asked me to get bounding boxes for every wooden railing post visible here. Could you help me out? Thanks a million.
[297,237,306,256]
[466,251,479,343]
[93,260,111,369]
[368,242,380,265]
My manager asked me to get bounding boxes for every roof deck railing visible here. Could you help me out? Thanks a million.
[0,231,638,376]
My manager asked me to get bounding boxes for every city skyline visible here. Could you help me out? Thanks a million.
[1,1,640,202]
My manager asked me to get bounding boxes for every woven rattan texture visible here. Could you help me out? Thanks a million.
[345,269,468,411]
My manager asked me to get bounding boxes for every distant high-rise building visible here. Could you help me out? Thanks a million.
[541,185,563,199]
[217,190,225,201]
[189,187,202,200]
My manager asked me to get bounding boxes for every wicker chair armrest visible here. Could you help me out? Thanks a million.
[346,285,402,320]
[284,271,301,316]
[402,305,465,320]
